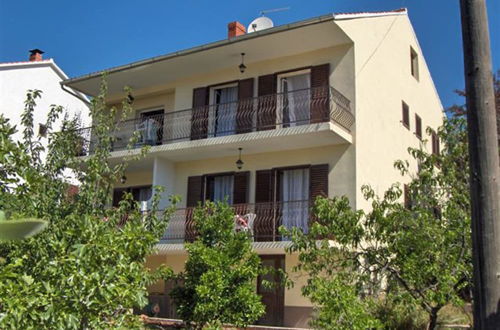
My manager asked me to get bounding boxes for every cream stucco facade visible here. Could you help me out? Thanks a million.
[64,8,444,328]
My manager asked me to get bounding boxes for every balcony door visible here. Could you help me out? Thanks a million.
[206,174,234,204]
[254,164,328,241]
[278,71,311,127]
[139,109,164,145]
[280,168,310,234]
[210,85,238,137]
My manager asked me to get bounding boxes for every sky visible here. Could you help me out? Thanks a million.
[0,0,499,108]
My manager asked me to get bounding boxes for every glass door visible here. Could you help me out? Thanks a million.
[280,168,310,234]
[279,72,311,127]
[211,86,238,137]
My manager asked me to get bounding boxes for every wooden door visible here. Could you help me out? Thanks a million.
[257,255,285,326]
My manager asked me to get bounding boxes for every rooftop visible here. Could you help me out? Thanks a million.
[62,8,407,98]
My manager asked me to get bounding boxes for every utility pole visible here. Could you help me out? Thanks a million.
[459,0,500,329]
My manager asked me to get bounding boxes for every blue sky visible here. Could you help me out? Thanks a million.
[1,0,498,108]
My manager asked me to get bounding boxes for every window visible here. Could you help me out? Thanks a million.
[410,47,419,80]
[206,174,234,203]
[138,109,164,145]
[415,114,422,139]
[209,84,238,137]
[38,123,48,137]
[277,70,311,127]
[431,131,440,155]
[402,101,410,129]
[112,185,152,208]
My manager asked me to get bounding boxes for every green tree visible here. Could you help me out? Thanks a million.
[0,82,176,329]
[171,201,265,329]
[283,115,471,330]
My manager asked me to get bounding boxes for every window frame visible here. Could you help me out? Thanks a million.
[410,46,419,80]
[415,114,422,140]
[402,101,410,129]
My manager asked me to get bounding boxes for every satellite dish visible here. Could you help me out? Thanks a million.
[247,16,274,33]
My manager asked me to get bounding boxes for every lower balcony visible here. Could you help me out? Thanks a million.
[77,86,354,158]
[161,200,311,244]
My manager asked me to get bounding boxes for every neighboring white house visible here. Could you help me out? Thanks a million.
[0,49,90,144]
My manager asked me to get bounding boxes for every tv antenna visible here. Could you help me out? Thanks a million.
[259,7,290,16]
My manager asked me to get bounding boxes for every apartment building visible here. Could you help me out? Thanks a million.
[62,8,444,327]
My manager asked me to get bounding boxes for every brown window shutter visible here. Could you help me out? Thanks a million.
[310,64,330,123]
[185,175,204,242]
[404,184,411,209]
[186,175,204,207]
[255,169,276,241]
[402,101,410,129]
[255,169,275,203]
[190,87,209,140]
[237,78,254,134]
[309,164,329,201]
[415,114,422,139]
[257,74,277,131]
[233,171,250,204]
[432,132,440,155]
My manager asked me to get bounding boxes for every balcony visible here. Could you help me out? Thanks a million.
[77,86,353,157]
[162,200,311,243]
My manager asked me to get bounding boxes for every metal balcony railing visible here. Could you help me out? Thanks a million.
[161,200,312,243]
[76,86,353,156]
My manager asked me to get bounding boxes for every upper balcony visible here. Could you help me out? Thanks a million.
[77,86,354,159]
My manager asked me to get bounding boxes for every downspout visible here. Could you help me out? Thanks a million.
[60,82,91,107]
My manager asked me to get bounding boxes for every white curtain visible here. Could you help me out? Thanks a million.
[284,73,310,126]
[281,168,309,233]
[213,175,234,204]
[215,86,238,136]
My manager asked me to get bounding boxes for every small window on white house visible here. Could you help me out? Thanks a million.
[38,123,48,137]
[402,101,410,129]
[410,47,419,80]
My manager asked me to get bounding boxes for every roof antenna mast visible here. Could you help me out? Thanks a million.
[259,7,290,16]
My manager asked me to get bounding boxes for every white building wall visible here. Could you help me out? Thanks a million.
[0,61,90,146]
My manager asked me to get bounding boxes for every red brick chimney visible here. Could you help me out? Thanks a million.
[29,49,44,62]
[228,21,246,38]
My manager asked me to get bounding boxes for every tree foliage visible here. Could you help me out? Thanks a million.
[171,201,265,329]
[283,115,471,329]
[0,82,175,329]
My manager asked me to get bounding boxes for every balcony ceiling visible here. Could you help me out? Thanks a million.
[64,19,351,99]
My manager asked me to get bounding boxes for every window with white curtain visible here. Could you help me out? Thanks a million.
[210,85,238,137]
[280,168,310,234]
[278,71,311,127]
[208,175,234,204]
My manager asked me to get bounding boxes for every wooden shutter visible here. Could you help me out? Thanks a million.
[402,101,410,128]
[310,164,329,201]
[257,74,277,131]
[310,64,330,123]
[432,132,440,155]
[190,87,209,140]
[415,114,422,139]
[186,176,204,207]
[404,184,411,209]
[237,78,254,134]
[255,169,277,241]
[185,175,204,242]
[233,171,250,204]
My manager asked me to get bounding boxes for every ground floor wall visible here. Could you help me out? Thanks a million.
[145,252,313,328]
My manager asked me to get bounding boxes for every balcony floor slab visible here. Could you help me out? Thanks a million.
[108,122,352,163]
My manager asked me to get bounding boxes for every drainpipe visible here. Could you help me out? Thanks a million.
[60,82,91,107]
